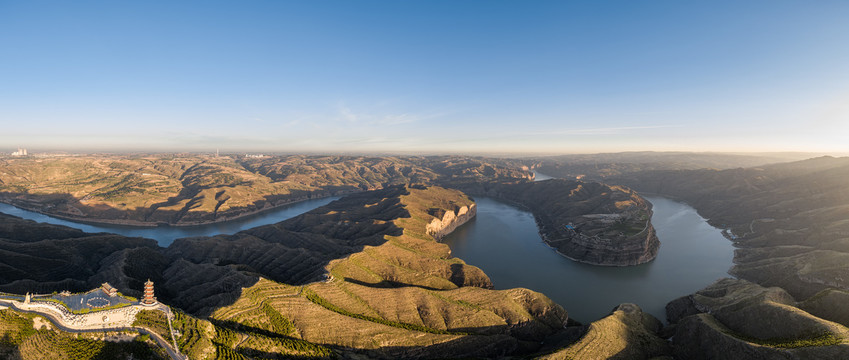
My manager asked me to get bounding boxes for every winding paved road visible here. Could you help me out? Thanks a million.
[0,298,186,360]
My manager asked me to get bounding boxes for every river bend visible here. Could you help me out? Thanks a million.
[442,195,734,322]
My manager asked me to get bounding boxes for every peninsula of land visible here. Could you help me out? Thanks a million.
[4,152,849,358]
[486,179,659,266]
[0,154,660,266]
[0,185,575,359]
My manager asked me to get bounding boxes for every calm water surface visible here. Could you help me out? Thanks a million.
[0,197,338,246]
[443,195,734,323]
[1,182,733,323]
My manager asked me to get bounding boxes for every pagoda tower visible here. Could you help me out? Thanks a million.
[141,279,157,305]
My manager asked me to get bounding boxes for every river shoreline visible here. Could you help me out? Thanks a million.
[442,196,735,322]
[0,192,352,228]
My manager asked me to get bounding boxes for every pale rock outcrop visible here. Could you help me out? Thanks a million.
[426,203,477,240]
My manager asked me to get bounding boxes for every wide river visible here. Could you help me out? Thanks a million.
[0,197,338,246]
[1,185,733,323]
[442,195,735,323]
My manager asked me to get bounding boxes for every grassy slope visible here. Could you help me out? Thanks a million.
[210,186,568,358]
[608,157,849,305]
[0,184,567,359]
[539,304,669,360]
[0,308,166,360]
[667,278,849,359]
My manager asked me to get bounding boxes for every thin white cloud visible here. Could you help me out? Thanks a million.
[337,104,360,123]
[522,125,683,136]
[333,102,437,126]
[374,114,418,125]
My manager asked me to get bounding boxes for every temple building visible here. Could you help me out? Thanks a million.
[141,279,157,305]
[101,282,118,297]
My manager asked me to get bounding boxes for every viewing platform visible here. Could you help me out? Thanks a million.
[0,284,168,331]
[0,282,183,359]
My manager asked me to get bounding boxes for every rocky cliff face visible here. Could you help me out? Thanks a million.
[425,203,476,240]
[560,219,659,266]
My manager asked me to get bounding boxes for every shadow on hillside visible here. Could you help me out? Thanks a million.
[322,325,576,359]
[0,186,412,318]
[0,333,23,358]
[118,186,411,316]
[342,277,444,291]
[210,313,582,360]
[0,184,368,226]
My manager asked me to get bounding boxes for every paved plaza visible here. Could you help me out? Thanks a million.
[50,288,133,311]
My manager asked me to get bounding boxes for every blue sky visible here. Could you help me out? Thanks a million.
[2,1,848,154]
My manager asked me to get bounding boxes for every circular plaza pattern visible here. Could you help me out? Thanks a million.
[86,297,110,308]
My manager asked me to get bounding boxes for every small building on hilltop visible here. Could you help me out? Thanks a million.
[101,282,118,297]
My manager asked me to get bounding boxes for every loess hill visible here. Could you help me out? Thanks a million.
[0,153,658,268]
[23,152,844,358]
[529,151,813,180]
[0,154,530,226]
[1,184,578,359]
[596,156,849,358]
[608,156,849,300]
[0,308,169,360]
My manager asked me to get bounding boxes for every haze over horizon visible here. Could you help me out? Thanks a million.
[2,1,848,154]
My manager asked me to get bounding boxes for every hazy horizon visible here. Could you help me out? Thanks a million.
[3,1,848,154]
[5,149,848,161]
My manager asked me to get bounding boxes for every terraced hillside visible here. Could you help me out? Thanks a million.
[132,308,334,360]
[0,184,578,358]
[13,153,804,358]
[606,156,849,358]
[610,156,849,299]
[539,303,670,359]
[0,154,531,225]
[0,308,166,360]
[667,279,849,359]
[0,213,159,295]
[205,186,568,358]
